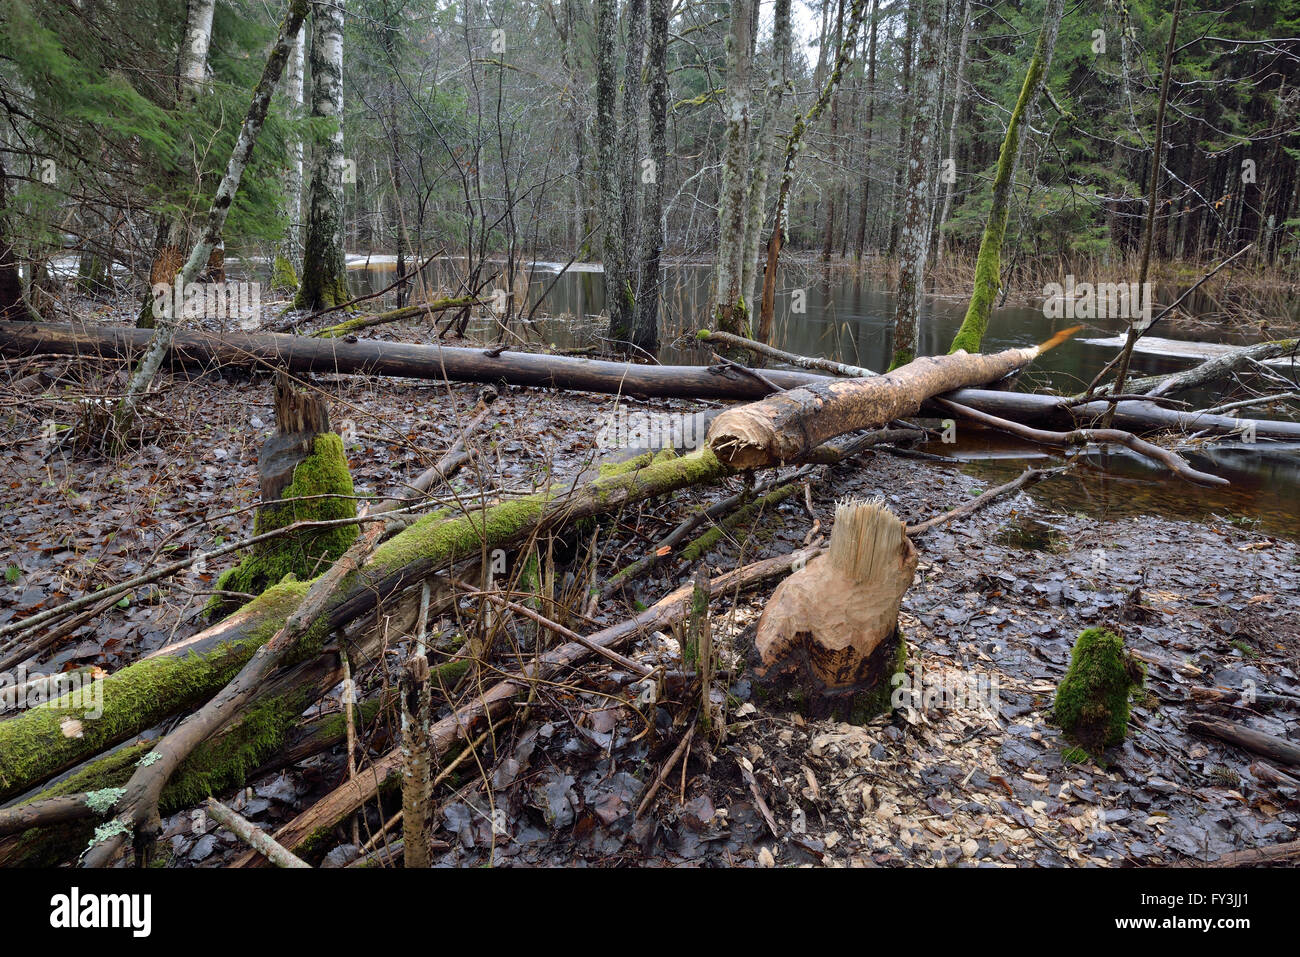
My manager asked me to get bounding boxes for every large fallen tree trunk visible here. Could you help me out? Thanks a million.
[706,328,1082,468]
[4,322,1297,441]
[0,322,823,400]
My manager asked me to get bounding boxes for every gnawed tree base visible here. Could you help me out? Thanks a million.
[209,372,357,619]
[746,498,916,723]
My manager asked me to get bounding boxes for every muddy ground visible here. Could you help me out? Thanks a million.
[2,318,1297,867]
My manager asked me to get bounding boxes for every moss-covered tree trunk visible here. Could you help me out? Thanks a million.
[947,0,1064,354]
[594,0,641,348]
[295,0,349,311]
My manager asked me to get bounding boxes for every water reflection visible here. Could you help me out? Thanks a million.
[347,257,1300,539]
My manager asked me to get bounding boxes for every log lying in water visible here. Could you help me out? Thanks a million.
[706,328,1083,469]
[4,323,1297,442]
[0,322,823,400]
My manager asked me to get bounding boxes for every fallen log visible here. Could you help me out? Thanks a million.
[934,397,1226,486]
[5,322,1297,442]
[706,328,1082,469]
[0,322,824,400]
[1188,717,1300,767]
[310,296,480,339]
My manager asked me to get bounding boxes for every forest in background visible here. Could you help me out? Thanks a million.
[1,0,1300,876]
[2,0,1298,347]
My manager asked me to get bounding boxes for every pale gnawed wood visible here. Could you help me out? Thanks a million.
[752,498,917,719]
[707,328,1081,469]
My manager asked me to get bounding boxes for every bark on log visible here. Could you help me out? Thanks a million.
[707,330,1080,469]
[0,322,823,400]
[5,323,1297,441]
[1188,718,1300,767]
[310,296,478,338]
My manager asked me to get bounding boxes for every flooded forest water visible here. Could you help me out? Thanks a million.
[346,256,1300,539]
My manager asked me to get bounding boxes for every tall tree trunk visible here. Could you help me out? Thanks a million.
[595,0,636,347]
[0,155,28,321]
[740,0,793,313]
[633,0,670,354]
[114,1,311,436]
[756,0,869,344]
[710,0,756,341]
[1103,0,1183,425]
[887,5,916,256]
[295,0,349,311]
[820,0,846,263]
[946,0,1065,354]
[888,0,943,367]
[853,0,879,260]
[284,23,306,265]
[931,0,971,267]
[138,0,218,328]
[612,0,647,345]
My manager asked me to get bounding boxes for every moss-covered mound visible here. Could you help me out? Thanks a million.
[1052,626,1145,757]
[212,432,357,617]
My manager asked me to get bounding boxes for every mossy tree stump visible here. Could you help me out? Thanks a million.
[1052,626,1144,759]
[210,371,357,618]
[748,498,917,723]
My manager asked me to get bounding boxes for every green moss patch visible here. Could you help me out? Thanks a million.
[1052,627,1145,759]
[211,433,356,618]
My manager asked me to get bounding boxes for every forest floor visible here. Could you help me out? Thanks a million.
[2,310,1298,867]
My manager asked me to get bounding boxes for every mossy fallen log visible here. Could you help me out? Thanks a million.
[0,449,730,802]
[310,295,478,338]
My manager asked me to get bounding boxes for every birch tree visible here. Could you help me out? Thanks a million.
[296,0,349,311]
[139,0,218,327]
[709,0,756,340]
[285,24,306,259]
[889,0,944,367]
[114,1,311,437]
[947,0,1065,354]
[756,0,869,344]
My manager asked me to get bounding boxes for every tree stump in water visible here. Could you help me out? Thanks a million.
[750,498,917,723]
[209,371,356,617]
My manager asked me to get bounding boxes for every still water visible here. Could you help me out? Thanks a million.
[348,257,1300,539]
